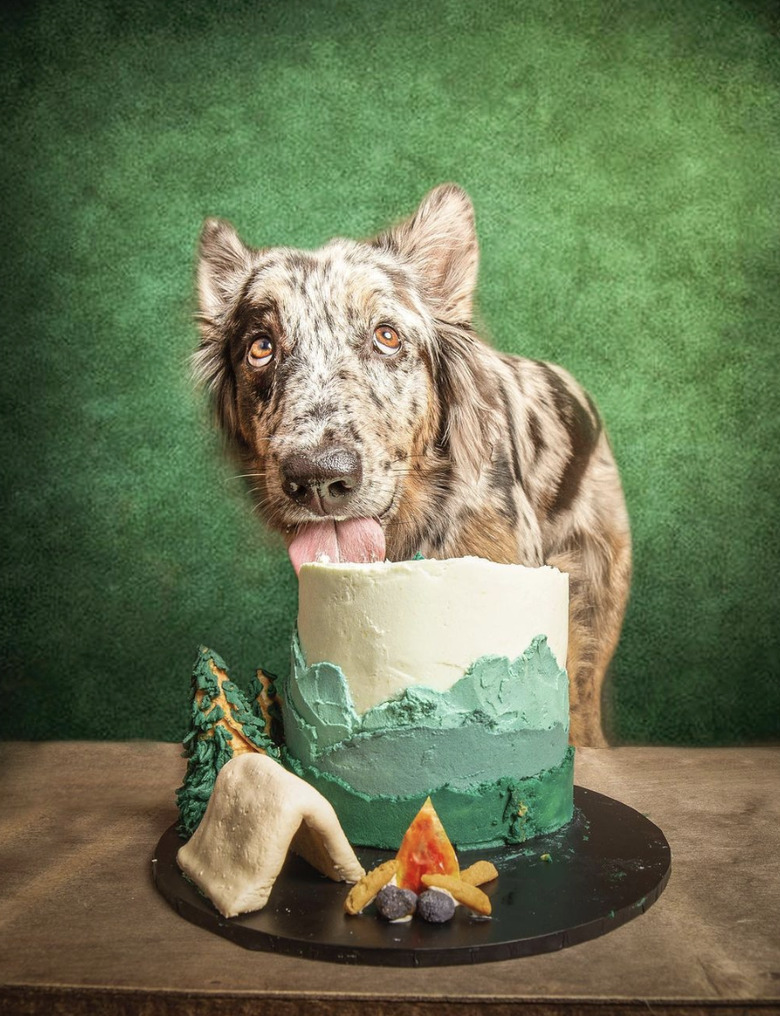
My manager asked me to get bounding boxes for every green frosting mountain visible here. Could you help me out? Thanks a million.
[287,633,567,736]
[280,633,570,799]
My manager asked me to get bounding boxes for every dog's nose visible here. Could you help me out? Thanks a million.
[280,448,363,514]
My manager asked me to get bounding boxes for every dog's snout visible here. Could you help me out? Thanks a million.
[281,447,363,514]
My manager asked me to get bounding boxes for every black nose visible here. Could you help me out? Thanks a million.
[280,447,363,514]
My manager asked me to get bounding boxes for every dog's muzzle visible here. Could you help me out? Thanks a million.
[280,447,363,516]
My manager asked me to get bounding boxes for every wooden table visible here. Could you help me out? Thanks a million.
[0,743,778,1015]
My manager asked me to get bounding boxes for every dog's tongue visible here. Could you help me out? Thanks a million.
[288,518,386,575]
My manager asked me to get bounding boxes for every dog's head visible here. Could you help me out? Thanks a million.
[194,184,498,568]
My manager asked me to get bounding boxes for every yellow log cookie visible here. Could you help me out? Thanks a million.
[421,874,492,915]
[344,858,399,915]
[459,860,499,887]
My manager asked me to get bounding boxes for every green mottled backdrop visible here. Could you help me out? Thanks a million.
[1,0,778,744]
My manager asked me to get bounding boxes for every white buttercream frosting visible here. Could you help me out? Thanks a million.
[297,556,569,715]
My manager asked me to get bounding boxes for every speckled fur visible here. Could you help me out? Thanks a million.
[194,185,631,746]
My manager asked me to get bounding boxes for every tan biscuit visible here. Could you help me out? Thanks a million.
[421,874,492,915]
[459,860,499,886]
[344,858,398,915]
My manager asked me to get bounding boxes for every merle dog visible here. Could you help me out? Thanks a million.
[194,185,631,745]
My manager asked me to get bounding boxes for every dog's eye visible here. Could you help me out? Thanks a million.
[247,336,274,367]
[373,325,401,356]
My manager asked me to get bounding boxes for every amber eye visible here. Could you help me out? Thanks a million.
[373,325,401,356]
[247,335,273,367]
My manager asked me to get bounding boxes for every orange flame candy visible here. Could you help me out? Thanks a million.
[394,797,460,894]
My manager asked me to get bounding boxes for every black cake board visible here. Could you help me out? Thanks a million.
[152,786,671,967]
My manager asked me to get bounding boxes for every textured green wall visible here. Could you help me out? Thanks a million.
[1,0,778,744]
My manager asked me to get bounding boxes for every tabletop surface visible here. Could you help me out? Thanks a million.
[1,741,778,1015]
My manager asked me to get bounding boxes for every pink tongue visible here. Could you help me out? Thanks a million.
[288,518,386,575]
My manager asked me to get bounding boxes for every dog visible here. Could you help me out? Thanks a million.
[194,184,631,746]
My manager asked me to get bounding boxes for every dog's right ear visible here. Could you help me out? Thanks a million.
[194,219,253,441]
[197,218,253,322]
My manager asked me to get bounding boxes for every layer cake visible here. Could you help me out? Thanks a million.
[279,556,574,850]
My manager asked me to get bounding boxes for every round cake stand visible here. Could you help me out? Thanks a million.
[152,786,671,967]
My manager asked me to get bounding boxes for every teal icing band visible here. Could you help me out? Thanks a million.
[311,723,568,797]
[282,745,575,850]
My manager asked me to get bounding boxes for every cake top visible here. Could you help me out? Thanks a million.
[298,555,566,578]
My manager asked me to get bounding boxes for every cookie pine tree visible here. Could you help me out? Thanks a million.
[176,646,281,838]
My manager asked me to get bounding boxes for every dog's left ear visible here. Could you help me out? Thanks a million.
[376,184,479,324]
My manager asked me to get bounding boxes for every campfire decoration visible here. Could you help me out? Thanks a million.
[344,798,498,923]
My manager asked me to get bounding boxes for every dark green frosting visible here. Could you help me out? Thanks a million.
[282,745,575,850]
